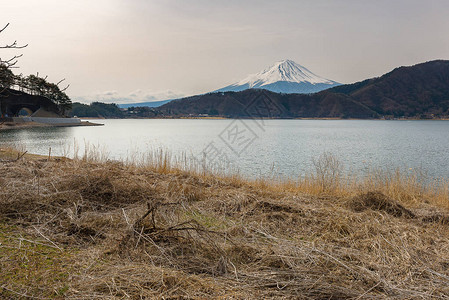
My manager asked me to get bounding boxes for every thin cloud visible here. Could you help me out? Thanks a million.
[74,90,185,104]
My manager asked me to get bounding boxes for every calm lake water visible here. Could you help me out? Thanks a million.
[1,119,449,180]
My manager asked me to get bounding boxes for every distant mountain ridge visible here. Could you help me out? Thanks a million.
[118,99,172,109]
[159,60,449,119]
[214,59,341,94]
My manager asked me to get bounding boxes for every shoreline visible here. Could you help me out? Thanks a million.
[75,116,449,121]
[0,120,103,131]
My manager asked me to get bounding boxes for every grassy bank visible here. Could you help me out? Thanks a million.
[1,148,449,298]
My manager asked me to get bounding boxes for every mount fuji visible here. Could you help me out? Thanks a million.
[214,59,341,94]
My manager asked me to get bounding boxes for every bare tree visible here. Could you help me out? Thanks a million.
[1,23,28,117]
[0,23,28,69]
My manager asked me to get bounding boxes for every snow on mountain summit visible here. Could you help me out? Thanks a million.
[239,59,335,86]
[215,60,341,94]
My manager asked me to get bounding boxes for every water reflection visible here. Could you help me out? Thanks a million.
[1,119,449,180]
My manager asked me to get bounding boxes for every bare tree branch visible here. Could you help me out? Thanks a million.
[0,23,28,49]
[55,78,70,92]
[0,54,23,68]
[61,84,70,92]
[0,23,10,34]
[0,40,28,49]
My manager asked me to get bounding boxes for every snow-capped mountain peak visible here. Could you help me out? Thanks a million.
[215,59,340,94]
[242,59,335,86]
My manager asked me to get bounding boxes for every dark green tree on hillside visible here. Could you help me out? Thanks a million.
[69,102,125,118]
[20,74,72,115]
[45,81,72,115]
[0,63,15,89]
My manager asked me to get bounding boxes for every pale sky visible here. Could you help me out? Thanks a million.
[2,0,449,103]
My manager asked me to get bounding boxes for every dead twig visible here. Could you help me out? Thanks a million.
[15,150,27,161]
[32,225,62,251]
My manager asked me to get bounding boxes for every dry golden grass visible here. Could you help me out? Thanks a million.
[252,152,449,211]
[1,147,449,299]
